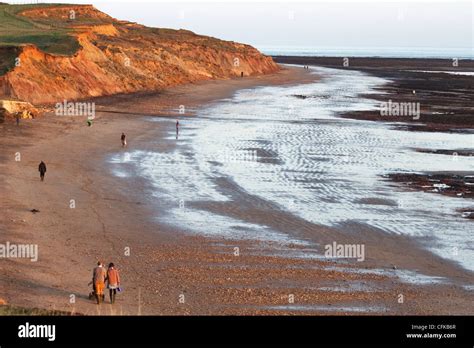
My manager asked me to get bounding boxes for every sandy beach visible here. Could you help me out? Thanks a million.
[1,65,473,315]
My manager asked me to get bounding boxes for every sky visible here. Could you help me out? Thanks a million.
[7,0,474,52]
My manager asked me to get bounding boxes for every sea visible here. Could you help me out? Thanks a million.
[109,66,474,276]
[257,46,474,59]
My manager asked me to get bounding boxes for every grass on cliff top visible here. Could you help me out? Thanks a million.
[0,3,105,75]
[0,3,107,57]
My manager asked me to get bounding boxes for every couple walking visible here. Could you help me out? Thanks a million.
[91,261,121,304]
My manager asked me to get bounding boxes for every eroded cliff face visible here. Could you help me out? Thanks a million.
[0,5,279,105]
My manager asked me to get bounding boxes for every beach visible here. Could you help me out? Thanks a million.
[274,56,474,131]
[1,64,473,315]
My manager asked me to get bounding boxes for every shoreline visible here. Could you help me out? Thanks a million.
[272,56,474,68]
[1,65,473,315]
[273,56,474,132]
[274,57,474,208]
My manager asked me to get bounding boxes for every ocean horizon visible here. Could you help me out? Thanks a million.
[258,46,474,59]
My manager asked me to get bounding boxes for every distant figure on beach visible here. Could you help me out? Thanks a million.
[38,161,47,181]
[176,120,179,139]
[16,114,20,126]
[92,261,107,304]
[241,71,244,78]
[106,262,121,304]
[121,132,127,147]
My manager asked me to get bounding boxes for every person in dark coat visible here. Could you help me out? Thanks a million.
[38,161,47,181]
[121,133,127,147]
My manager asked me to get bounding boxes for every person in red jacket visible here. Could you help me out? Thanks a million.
[106,262,121,304]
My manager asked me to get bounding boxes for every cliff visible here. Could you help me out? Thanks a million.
[0,4,279,105]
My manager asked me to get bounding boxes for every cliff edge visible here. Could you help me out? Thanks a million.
[0,4,279,105]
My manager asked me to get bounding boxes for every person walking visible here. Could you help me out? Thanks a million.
[176,120,179,139]
[92,261,107,304]
[106,263,121,304]
[121,133,127,147]
[38,161,47,182]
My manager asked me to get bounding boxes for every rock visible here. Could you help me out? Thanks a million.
[0,106,11,123]
[0,100,40,120]
[292,94,308,99]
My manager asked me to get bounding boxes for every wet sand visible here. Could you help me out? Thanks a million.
[385,172,474,199]
[275,56,474,230]
[273,56,474,132]
[1,65,473,315]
